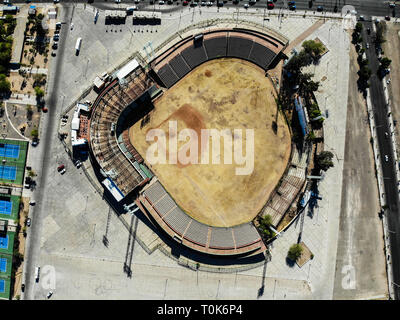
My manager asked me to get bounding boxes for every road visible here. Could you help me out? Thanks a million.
[362,20,400,299]
[9,0,400,18]
[21,6,72,300]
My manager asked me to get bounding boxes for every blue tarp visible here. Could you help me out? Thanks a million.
[294,96,308,136]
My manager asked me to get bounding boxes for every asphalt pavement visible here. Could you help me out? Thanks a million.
[21,5,72,300]
[7,0,400,19]
[362,20,400,300]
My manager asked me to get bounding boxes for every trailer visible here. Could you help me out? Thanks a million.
[75,37,82,56]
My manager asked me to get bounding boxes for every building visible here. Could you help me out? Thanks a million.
[10,16,27,69]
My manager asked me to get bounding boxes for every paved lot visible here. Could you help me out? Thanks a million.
[332,43,388,300]
[21,4,388,300]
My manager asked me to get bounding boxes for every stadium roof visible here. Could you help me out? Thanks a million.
[116,58,139,81]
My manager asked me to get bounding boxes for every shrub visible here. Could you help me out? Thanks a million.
[287,244,303,261]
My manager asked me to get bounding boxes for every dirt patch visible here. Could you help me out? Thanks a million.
[296,242,313,268]
[130,58,291,227]
[204,70,212,77]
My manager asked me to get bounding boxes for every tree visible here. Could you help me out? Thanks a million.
[34,86,44,99]
[31,128,39,139]
[316,151,334,171]
[287,244,303,261]
[0,74,10,95]
[302,40,325,58]
[26,105,33,121]
[354,22,363,33]
[259,214,275,239]
[359,65,372,80]
[380,57,392,70]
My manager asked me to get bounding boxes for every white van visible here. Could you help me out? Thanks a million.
[35,266,40,282]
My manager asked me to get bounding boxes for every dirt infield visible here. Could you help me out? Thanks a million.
[130,58,291,227]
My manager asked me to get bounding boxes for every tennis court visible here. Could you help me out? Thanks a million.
[0,200,12,216]
[0,166,16,181]
[0,279,4,293]
[0,258,7,272]
[0,144,20,159]
[0,235,8,250]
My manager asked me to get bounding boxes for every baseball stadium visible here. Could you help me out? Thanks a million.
[88,22,309,257]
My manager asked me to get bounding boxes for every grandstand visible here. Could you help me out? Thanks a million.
[89,62,155,199]
[151,28,287,89]
[139,179,264,256]
[89,25,293,257]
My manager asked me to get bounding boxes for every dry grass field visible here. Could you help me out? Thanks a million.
[130,58,291,227]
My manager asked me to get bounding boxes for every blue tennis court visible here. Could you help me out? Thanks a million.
[0,279,4,293]
[0,166,16,181]
[0,200,12,215]
[0,258,7,272]
[0,144,20,159]
[0,235,8,249]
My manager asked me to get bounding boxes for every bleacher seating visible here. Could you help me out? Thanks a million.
[232,223,261,248]
[180,45,208,69]
[163,207,192,236]
[248,42,276,69]
[227,36,254,60]
[209,227,235,249]
[158,64,180,88]
[204,37,228,59]
[183,219,209,246]
[169,54,191,79]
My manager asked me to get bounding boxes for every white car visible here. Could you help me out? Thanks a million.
[244,3,249,8]
[159,0,165,4]
[385,155,389,162]
[206,1,212,6]
[366,43,369,49]
[46,291,53,299]
[201,1,206,5]
[115,0,121,3]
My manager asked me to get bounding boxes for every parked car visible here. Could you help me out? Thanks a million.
[57,164,66,174]
[385,155,389,162]
[288,1,296,10]
[53,34,59,42]
[317,5,323,12]
[389,3,395,9]
[52,42,58,50]
[243,3,249,9]
[26,218,31,227]
[74,160,82,168]
[267,0,274,9]
[46,291,53,299]
[159,0,165,4]
[32,140,38,147]
[183,0,189,5]
[385,16,391,21]
[21,284,25,292]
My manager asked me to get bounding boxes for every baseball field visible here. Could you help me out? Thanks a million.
[130,58,291,227]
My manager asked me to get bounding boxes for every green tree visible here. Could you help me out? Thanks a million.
[302,40,325,57]
[34,86,44,98]
[31,128,39,139]
[316,151,334,171]
[259,214,275,239]
[354,22,363,33]
[287,244,303,261]
[380,57,392,70]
